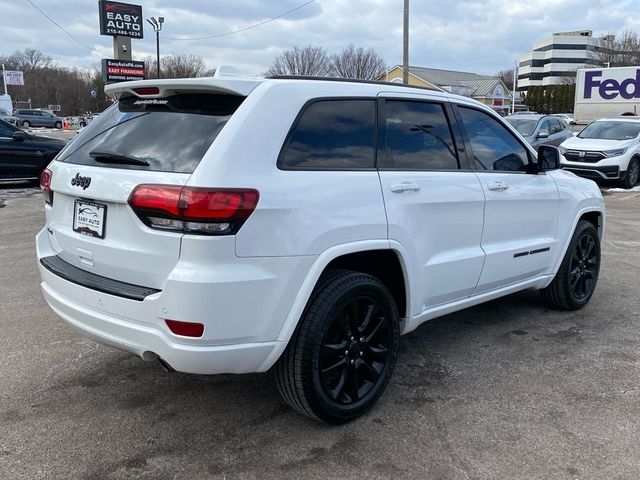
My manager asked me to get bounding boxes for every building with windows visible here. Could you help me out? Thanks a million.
[517,30,608,91]
[380,66,513,114]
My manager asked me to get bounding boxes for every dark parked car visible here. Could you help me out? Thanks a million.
[505,114,572,148]
[15,109,63,129]
[0,119,66,182]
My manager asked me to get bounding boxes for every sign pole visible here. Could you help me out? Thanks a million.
[2,64,7,95]
[113,36,132,61]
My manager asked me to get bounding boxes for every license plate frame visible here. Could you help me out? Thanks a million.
[73,199,107,239]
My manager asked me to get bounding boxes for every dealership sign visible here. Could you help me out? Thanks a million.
[578,66,640,103]
[98,1,144,38]
[101,59,145,83]
[4,70,24,86]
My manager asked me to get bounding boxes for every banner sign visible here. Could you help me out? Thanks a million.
[98,1,144,38]
[4,70,24,86]
[101,59,145,83]
[48,105,62,112]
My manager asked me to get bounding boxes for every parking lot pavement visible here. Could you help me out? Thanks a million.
[1,188,639,480]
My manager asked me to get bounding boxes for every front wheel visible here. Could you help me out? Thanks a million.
[620,158,639,189]
[275,270,400,423]
[541,220,600,310]
[54,121,62,129]
[22,121,31,128]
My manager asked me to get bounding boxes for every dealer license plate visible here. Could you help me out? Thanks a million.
[73,200,107,239]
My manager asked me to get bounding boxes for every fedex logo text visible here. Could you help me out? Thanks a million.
[584,69,640,100]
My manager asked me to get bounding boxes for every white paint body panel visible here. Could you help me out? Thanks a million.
[37,77,605,375]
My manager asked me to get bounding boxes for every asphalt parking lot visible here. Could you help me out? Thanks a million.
[1,186,639,480]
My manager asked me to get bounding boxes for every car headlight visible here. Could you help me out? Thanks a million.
[602,148,628,157]
[559,146,568,154]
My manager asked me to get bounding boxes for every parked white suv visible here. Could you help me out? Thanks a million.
[560,116,640,188]
[37,74,605,423]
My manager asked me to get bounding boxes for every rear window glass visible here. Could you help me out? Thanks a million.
[279,99,376,169]
[57,94,244,173]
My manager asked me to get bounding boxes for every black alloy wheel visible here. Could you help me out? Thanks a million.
[275,270,399,423]
[624,159,640,188]
[318,296,392,405]
[541,220,600,310]
[568,233,598,301]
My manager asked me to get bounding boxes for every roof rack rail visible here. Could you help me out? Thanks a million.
[265,75,442,92]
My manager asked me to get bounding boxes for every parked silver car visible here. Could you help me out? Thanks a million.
[505,114,572,148]
[15,109,63,129]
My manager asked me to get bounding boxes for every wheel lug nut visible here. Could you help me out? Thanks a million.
[360,351,363,356]
[350,336,355,341]
[350,359,355,365]
[345,350,349,355]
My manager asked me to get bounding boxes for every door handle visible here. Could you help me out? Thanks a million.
[487,181,509,192]
[390,182,421,193]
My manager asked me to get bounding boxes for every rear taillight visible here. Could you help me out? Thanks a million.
[40,168,53,204]
[128,184,259,235]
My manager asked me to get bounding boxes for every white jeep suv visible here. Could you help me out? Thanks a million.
[37,74,605,423]
[560,116,640,189]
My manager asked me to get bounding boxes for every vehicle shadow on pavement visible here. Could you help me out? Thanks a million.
[31,288,571,478]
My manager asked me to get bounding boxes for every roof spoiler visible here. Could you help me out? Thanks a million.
[105,66,262,99]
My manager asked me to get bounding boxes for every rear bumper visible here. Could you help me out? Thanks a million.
[36,228,314,375]
[41,279,279,374]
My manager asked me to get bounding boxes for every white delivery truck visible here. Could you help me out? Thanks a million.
[0,94,12,114]
[574,66,640,124]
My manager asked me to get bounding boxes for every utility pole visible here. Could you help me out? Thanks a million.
[403,0,409,84]
[511,60,517,114]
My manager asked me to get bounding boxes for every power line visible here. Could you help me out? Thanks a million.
[24,0,105,57]
[164,0,317,41]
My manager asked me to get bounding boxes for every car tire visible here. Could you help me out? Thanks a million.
[55,121,62,129]
[620,158,640,189]
[22,121,31,128]
[275,270,400,424]
[541,220,600,310]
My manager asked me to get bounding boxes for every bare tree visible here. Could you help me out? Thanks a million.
[330,44,386,80]
[265,46,331,77]
[495,68,515,91]
[142,54,209,79]
[593,31,640,67]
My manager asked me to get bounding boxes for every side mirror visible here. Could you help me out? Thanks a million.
[12,131,27,142]
[538,145,561,171]
[537,128,550,138]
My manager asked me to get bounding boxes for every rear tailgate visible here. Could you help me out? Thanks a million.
[45,162,189,289]
[42,84,253,290]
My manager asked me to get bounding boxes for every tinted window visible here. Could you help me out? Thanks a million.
[280,99,376,169]
[539,119,550,134]
[57,94,244,173]
[382,101,458,170]
[458,107,530,172]
[578,121,640,140]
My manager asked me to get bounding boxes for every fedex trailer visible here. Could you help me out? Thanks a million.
[574,66,640,124]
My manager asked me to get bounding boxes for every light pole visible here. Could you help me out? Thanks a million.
[147,16,164,79]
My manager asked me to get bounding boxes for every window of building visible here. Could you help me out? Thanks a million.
[279,99,376,169]
[458,107,530,172]
[382,101,459,170]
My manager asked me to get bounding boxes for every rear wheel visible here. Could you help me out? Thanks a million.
[620,158,639,189]
[22,120,31,128]
[275,270,399,423]
[541,220,600,310]
[55,121,62,129]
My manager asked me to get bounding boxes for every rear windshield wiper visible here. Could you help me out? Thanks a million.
[89,150,150,166]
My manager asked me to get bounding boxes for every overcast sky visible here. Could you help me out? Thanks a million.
[1,0,640,76]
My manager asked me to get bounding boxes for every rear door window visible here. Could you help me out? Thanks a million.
[381,100,459,170]
[57,94,245,173]
[279,99,376,169]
